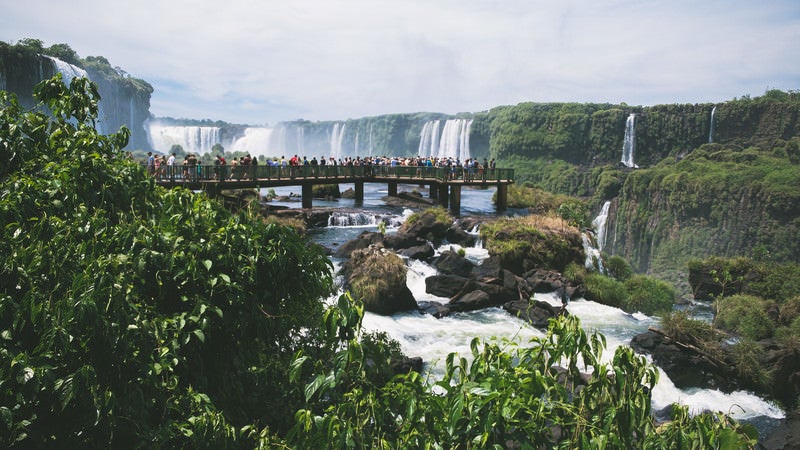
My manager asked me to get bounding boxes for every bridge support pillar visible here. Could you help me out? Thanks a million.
[496,183,508,212]
[438,184,449,209]
[302,182,313,209]
[429,183,438,199]
[388,181,398,197]
[449,185,461,215]
[354,181,364,205]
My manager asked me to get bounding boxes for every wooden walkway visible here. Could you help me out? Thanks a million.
[154,165,514,214]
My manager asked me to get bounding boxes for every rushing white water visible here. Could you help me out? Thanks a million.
[362,260,784,422]
[418,119,472,161]
[621,113,637,168]
[709,105,717,143]
[592,201,611,252]
[316,199,783,425]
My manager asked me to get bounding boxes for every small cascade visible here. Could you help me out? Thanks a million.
[418,119,472,161]
[621,113,638,168]
[583,202,611,272]
[592,201,611,252]
[582,234,604,272]
[327,211,408,228]
[330,123,346,160]
[327,212,380,227]
[708,106,717,143]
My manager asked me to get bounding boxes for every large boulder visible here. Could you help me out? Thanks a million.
[433,250,476,277]
[504,299,567,329]
[339,245,417,315]
[448,290,494,312]
[399,208,452,244]
[425,274,469,298]
[629,330,736,390]
[383,231,427,251]
[397,243,435,260]
[333,231,384,259]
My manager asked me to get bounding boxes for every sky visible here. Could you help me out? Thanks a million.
[2,0,799,125]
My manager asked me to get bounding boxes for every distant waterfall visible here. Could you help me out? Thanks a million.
[708,106,717,143]
[418,120,441,158]
[418,119,472,161]
[231,128,273,157]
[621,113,637,168]
[330,123,346,160]
[147,124,222,155]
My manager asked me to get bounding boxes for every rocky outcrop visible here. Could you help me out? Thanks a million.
[338,245,417,315]
[631,328,800,410]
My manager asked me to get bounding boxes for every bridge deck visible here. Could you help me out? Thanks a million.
[151,164,514,213]
[154,165,514,189]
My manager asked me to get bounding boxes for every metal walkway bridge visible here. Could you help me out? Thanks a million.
[155,165,514,214]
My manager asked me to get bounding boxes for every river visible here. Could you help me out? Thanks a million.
[263,182,784,431]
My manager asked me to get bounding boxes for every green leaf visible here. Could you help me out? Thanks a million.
[202,259,212,271]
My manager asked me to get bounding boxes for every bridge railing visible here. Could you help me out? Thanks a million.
[153,164,514,184]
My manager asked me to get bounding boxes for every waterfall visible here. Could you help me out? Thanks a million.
[147,124,222,155]
[418,119,472,160]
[42,55,89,87]
[330,123,346,160]
[592,201,611,252]
[418,120,441,158]
[621,113,637,168]
[582,201,611,272]
[296,126,305,155]
[708,106,717,143]
[231,128,275,157]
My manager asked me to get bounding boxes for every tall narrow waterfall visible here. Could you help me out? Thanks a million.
[330,123,346,160]
[592,201,611,252]
[582,201,611,273]
[708,106,717,143]
[621,113,637,168]
[418,120,441,158]
[418,119,472,160]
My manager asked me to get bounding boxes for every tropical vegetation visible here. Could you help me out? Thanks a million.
[0,73,760,448]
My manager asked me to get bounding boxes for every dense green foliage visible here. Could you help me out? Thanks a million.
[0,75,760,448]
[0,76,334,446]
[571,268,676,316]
[715,295,775,341]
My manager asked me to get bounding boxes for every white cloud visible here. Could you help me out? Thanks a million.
[2,0,798,123]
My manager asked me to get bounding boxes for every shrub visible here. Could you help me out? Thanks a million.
[715,295,775,340]
[605,255,634,281]
[623,275,676,315]
[583,273,626,308]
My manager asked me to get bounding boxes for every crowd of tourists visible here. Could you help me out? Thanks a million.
[141,151,498,182]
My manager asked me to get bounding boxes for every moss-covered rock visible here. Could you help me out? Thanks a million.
[479,215,584,274]
[339,245,417,315]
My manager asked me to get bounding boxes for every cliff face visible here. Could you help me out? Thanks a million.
[476,93,800,284]
[0,45,153,151]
